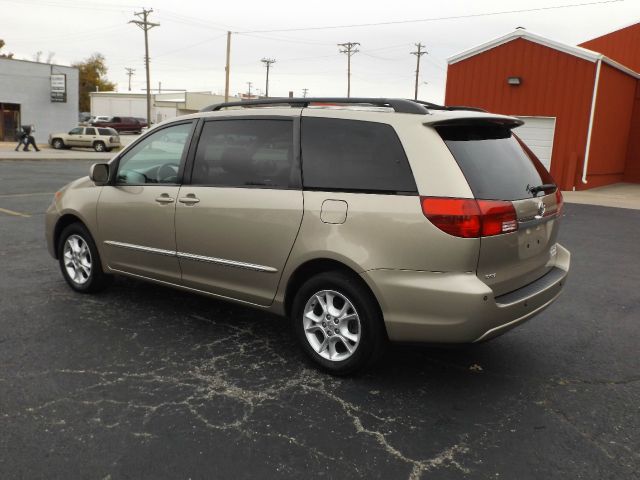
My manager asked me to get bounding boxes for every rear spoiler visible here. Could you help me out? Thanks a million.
[426,115,524,129]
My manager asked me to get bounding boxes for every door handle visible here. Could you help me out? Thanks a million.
[155,194,175,204]
[178,194,200,205]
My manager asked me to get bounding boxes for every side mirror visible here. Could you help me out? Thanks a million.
[90,163,110,185]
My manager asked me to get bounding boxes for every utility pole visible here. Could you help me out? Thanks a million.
[246,81,253,99]
[125,67,135,91]
[224,31,231,102]
[410,43,427,101]
[302,88,309,98]
[338,42,360,98]
[130,8,159,126]
[261,58,276,98]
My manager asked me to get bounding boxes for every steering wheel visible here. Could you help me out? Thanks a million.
[157,163,178,183]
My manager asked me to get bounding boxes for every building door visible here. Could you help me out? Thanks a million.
[0,103,21,141]
[514,116,556,171]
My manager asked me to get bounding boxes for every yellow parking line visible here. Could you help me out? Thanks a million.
[0,207,31,218]
[0,192,54,198]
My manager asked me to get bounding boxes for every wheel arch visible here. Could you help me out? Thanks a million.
[283,258,384,324]
[53,213,89,259]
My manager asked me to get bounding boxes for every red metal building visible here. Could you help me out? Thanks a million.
[445,24,640,190]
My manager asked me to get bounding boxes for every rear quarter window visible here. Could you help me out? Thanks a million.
[301,117,417,194]
[436,124,555,201]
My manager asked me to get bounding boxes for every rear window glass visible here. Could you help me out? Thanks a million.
[301,117,417,194]
[436,124,555,201]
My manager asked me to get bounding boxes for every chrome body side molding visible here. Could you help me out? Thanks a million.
[104,240,278,273]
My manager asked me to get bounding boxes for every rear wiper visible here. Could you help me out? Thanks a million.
[527,183,556,196]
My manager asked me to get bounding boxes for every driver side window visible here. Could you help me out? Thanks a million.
[116,122,193,185]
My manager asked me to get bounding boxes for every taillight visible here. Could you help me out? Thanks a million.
[420,197,518,238]
[477,200,518,236]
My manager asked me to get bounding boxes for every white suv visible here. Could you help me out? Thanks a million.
[49,127,121,152]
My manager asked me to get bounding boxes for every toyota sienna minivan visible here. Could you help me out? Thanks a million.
[46,98,570,374]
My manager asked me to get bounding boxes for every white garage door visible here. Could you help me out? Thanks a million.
[513,116,556,171]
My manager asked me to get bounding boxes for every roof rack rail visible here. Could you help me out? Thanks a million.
[200,97,429,115]
[411,100,486,112]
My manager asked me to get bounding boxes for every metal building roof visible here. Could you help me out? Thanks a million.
[447,29,640,80]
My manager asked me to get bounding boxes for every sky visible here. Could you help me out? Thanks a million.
[1,0,638,103]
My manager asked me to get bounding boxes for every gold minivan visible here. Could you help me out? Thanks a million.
[45,98,570,374]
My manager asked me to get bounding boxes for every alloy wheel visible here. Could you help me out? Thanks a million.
[302,290,361,361]
[63,234,92,285]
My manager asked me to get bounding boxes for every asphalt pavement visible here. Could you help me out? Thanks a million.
[0,160,638,479]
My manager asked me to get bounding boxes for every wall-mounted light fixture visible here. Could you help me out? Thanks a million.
[507,76,522,86]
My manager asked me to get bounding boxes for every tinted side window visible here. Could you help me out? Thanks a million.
[301,118,417,193]
[85,127,96,135]
[69,127,82,135]
[191,119,295,189]
[116,122,193,185]
[98,128,113,135]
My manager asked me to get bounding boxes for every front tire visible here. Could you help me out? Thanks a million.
[292,271,387,375]
[57,223,111,293]
[52,138,64,149]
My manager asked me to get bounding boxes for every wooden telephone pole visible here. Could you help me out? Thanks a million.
[261,58,276,98]
[130,9,159,125]
[224,31,231,102]
[338,42,360,98]
[410,43,427,101]
[125,67,135,91]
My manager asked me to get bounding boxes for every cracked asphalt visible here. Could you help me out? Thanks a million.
[1,160,639,479]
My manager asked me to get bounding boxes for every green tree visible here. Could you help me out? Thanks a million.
[0,39,14,58]
[72,53,116,111]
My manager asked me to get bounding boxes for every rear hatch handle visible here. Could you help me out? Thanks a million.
[527,183,556,196]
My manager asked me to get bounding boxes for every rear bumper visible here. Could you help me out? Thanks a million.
[361,243,570,343]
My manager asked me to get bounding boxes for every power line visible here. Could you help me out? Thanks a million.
[238,0,624,33]
[338,42,360,98]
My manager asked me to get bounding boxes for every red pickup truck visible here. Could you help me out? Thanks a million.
[92,116,147,134]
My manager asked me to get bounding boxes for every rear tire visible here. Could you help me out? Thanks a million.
[291,271,387,375]
[57,223,111,293]
[93,141,106,152]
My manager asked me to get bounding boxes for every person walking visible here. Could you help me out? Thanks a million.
[24,125,40,152]
[14,126,28,151]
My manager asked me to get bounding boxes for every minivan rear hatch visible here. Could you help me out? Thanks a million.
[435,118,562,297]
